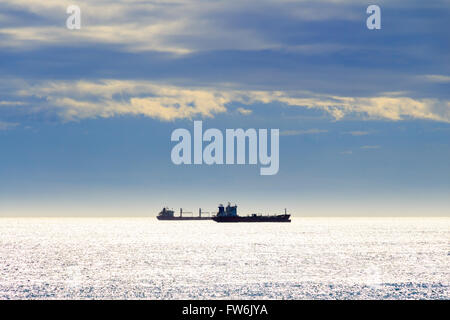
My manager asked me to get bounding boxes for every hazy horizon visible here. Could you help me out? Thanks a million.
[2,200,449,217]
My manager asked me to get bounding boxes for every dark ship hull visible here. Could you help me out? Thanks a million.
[157,216,212,221]
[212,214,291,223]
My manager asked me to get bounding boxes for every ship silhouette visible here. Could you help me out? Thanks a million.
[157,203,291,223]
[156,207,212,220]
[212,203,291,223]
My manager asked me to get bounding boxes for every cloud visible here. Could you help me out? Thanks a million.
[361,145,381,149]
[236,107,252,115]
[346,131,370,136]
[422,75,450,83]
[0,101,25,106]
[340,150,352,155]
[0,121,19,130]
[28,80,229,121]
[4,0,436,56]
[274,95,450,123]
[1,0,448,105]
[281,129,328,136]
[0,0,284,53]
[0,24,194,55]
[8,79,450,123]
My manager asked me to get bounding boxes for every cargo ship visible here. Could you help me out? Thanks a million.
[156,207,213,220]
[212,203,291,223]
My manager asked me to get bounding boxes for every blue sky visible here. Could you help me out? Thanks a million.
[0,0,449,216]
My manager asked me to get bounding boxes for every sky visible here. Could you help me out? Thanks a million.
[0,0,449,216]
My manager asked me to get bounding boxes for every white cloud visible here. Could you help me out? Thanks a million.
[422,75,450,83]
[19,80,230,121]
[273,95,450,123]
[10,79,450,123]
[346,131,370,136]
[0,121,19,130]
[0,101,25,106]
[361,145,381,149]
[0,0,280,53]
[236,107,253,115]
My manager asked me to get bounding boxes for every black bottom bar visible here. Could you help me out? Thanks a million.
[0,300,447,319]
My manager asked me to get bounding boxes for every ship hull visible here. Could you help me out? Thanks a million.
[212,215,291,223]
[157,216,212,220]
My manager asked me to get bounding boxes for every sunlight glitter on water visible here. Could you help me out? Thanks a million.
[0,218,448,299]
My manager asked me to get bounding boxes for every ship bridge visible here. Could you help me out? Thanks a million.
[217,203,237,217]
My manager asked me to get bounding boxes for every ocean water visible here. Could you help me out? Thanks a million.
[0,217,448,300]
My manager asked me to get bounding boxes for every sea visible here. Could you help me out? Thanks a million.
[0,217,448,299]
